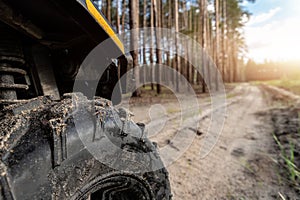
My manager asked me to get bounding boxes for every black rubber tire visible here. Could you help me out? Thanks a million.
[0,94,172,200]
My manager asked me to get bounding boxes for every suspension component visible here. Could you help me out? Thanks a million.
[0,23,28,105]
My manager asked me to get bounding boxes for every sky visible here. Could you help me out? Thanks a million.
[242,0,300,63]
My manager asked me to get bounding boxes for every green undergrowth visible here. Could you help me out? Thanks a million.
[273,133,300,192]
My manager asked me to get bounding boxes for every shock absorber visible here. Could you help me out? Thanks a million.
[0,23,29,105]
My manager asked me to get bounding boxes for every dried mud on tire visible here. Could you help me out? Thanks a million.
[0,93,171,200]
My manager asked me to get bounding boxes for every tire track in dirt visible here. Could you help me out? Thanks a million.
[129,84,299,199]
[164,84,279,199]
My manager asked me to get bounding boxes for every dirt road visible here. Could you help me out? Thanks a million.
[127,84,298,199]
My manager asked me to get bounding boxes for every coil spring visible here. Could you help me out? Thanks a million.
[0,63,29,104]
[0,23,29,105]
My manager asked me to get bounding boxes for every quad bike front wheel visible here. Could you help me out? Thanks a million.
[0,93,171,200]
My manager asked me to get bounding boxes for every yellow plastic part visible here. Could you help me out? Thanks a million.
[86,0,125,54]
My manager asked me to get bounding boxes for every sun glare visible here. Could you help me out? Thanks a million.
[245,0,300,63]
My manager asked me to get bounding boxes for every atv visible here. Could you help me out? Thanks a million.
[0,0,171,199]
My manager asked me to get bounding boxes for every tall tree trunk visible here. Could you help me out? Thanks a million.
[168,0,174,86]
[121,0,126,32]
[129,0,141,97]
[188,9,193,84]
[200,0,207,93]
[206,15,212,89]
[183,1,189,90]
[101,0,106,16]
[232,37,238,82]
[214,0,220,90]
[150,0,155,90]
[153,0,161,94]
[221,0,227,82]
[160,0,167,84]
[116,0,120,33]
[174,0,180,92]
[106,0,111,22]
[227,38,232,82]
[196,3,201,85]
[142,0,147,87]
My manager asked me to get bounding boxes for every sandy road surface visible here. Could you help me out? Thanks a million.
[127,84,298,199]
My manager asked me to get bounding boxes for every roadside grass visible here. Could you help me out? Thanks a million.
[166,107,180,114]
[252,78,300,96]
[239,158,256,175]
[226,93,236,99]
[225,190,246,200]
[272,133,300,192]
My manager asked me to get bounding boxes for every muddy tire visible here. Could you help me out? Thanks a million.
[0,94,171,200]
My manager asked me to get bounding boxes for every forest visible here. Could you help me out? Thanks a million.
[93,0,255,96]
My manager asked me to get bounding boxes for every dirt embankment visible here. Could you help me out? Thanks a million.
[260,84,300,195]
